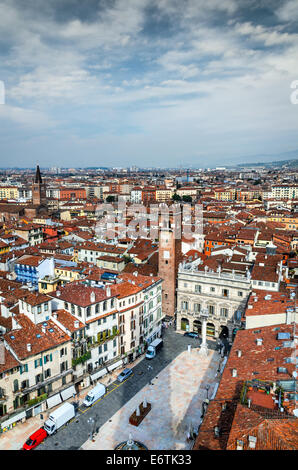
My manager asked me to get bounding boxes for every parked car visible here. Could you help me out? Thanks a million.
[83,383,106,407]
[117,368,133,383]
[184,331,199,338]
[22,427,48,450]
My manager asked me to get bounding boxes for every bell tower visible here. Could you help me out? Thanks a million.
[158,205,182,319]
[32,165,47,207]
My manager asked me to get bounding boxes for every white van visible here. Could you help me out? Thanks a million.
[83,382,106,407]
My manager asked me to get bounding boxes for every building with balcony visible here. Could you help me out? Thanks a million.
[176,258,252,341]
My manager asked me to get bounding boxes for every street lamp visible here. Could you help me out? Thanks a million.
[205,384,210,400]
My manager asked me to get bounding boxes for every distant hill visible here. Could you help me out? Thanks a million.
[238,158,298,168]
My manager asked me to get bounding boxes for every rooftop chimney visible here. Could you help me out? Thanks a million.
[237,350,242,357]
[232,368,237,377]
[42,326,46,334]
[74,320,79,329]
[27,343,31,352]
[256,338,263,346]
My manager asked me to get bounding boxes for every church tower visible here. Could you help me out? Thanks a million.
[158,206,182,319]
[32,165,47,207]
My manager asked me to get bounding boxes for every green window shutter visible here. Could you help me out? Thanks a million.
[50,354,53,362]
[25,364,28,372]
[39,358,42,366]
[34,360,38,368]
[20,366,23,375]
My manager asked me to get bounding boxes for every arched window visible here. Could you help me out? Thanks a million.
[86,306,91,317]
[95,304,99,314]
[103,301,107,311]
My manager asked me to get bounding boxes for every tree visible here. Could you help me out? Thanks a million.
[182,195,192,203]
[106,195,115,202]
[172,192,181,201]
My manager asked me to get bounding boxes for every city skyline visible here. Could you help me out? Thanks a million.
[0,1,298,167]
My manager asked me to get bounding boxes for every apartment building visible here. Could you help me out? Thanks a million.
[0,187,19,200]
[0,297,72,429]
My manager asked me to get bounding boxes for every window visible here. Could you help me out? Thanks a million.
[98,346,102,354]
[95,304,99,314]
[208,305,215,315]
[104,343,108,352]
[34,358,42,368]
[37,305,42,314]
[222,289,229,298]
[182,301,188,310]
[220,308,228,317]
[238,291,243,297]
[44,303,48,311]
[64,302,68,310]
[195,285,201,293]
[194,303,201,313]
[86,306,91,317]
[44,368,51,379]
[13,380,19,392]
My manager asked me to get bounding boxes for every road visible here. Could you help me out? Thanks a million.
[40,327,217,450]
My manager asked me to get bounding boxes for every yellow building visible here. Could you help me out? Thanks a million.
[267,214,298,230]
[214,188,236,201]
[155,188,174,202]
[54,266,81,283]
[0,187,19,200]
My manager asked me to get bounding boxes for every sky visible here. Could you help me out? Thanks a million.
[0,0,298,168]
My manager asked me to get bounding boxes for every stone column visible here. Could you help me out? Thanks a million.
[199,310,209,356]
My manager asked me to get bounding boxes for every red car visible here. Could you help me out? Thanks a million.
[22,427,48,450]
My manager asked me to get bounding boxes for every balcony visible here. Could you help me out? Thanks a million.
[19,369,73,395]
[87,329,120,350]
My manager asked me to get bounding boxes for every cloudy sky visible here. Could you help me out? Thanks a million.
[0,0,298,168]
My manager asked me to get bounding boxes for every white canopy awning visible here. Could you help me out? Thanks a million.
[60,385,76,401]
[1,410,26,429]
[91,367,107,382]
[46,393,62,409]
[107,359,123,372]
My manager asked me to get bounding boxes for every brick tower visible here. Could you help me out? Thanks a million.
[32,165,47,207]
[158,206,182,320]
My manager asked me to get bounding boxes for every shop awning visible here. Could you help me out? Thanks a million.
[1,411,26,429]
[46,393,62,409]
[107,359,123,372]
[60,385,76,401]
[91,367,107,381]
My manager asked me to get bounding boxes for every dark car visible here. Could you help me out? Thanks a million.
[22,427,48,450]
[117,368,133,383]
[184,331,199,338]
